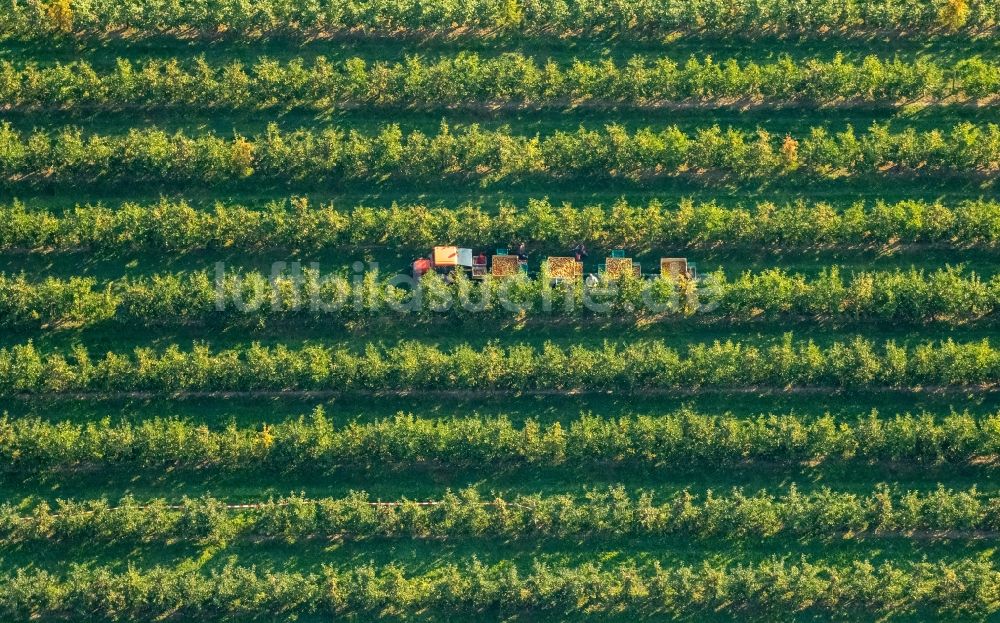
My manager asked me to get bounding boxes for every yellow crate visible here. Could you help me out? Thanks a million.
[491,255,521,278]
[660,258,688,279]
[547,257,581,280]
[605,257,633,279]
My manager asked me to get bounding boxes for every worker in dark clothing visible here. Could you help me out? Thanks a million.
[516,242,528,261]
[572,243,588,261]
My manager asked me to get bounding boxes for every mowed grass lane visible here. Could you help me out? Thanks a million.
[2,535,995,586]
[11,183,997,213]
[7,391,1000,425]
[2,32,996,66]
[3,319,998,352]
[5,464,999,505]
[6,245,999,281]
[5,106,998,141]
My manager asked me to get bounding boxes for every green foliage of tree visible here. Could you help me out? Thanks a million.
[3,406,999,472]
[0,264,997,328]
[0,53,989,111]
[1,337,999,395]
[2,122,999,188]
[0,485,997,544]
[1,558,998,619]
[0,0,996,39]
[5,197,1000,254]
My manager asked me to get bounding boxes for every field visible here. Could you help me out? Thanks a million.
[2,0,1000,620]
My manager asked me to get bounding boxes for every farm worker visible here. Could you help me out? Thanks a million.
[476,252,487,264]
[572,243,588,261]
[516,242,527,261]
[585,273,599,287]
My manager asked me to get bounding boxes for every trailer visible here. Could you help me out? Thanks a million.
[412,246,697,283]
[413,246,474,278]
[472,253,488,279]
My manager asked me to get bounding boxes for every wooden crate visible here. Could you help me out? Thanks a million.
[491,255,521,278]
[547,256,581,280]
[660,258,689,279]
[605,257,633,279]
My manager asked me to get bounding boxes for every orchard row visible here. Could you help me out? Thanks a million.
[3,122,1000,187]
[2,408,995,470]
[1,0,994,38]
[4,54,1000,110]
[3,485,997,545]
[4,337,1000,393]
[6,198,1000,252]
[1,559,997,620]
[2,266,998,328]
